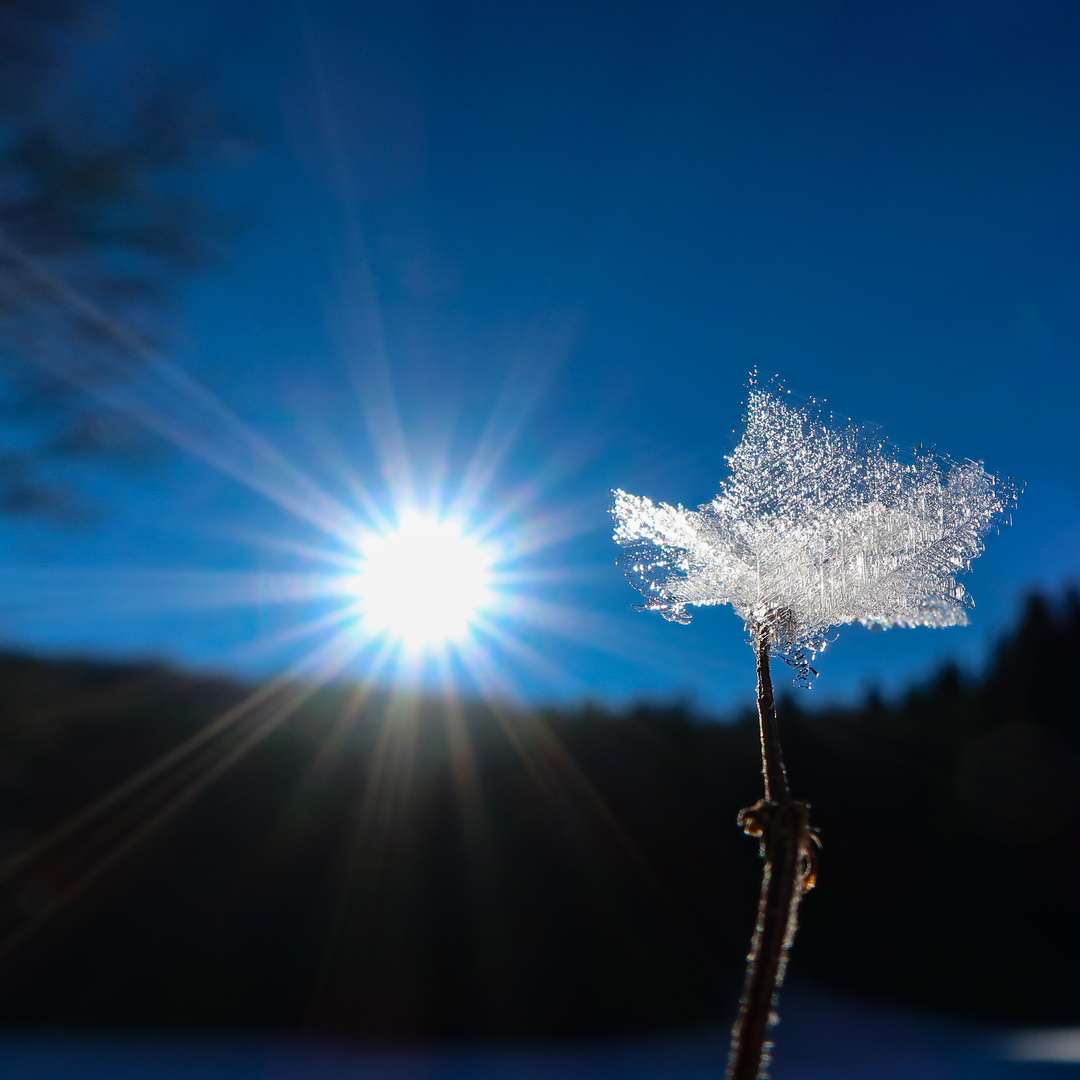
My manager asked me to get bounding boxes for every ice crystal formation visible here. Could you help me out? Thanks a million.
[612,384,1016,675]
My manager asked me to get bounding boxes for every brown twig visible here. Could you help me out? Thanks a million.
[754,624,789,804]
[725,623,817,1080]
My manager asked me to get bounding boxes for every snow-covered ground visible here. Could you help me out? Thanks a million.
[0,990,1075,1079]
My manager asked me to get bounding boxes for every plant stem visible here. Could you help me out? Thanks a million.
[725,627,816,1080]
[754,627,788,804]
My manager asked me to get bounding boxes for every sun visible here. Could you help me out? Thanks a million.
[349,512,498,651]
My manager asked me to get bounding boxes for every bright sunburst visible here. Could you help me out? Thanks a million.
[349,513,498,652]
[7,223,607,699]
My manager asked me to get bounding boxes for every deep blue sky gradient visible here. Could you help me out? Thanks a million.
[4,0,1080,711]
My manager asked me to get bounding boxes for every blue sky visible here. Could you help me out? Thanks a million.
[3,0,1080,711]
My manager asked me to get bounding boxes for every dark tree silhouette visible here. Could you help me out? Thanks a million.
[0,591,1076,1041]
[0,0,244,517]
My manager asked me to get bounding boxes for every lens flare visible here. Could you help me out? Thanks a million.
[349,513,497,650]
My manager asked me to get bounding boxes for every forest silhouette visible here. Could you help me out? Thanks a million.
[0,590,1076,1041]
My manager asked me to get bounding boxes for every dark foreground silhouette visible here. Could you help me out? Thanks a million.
[0,592,1076,1041]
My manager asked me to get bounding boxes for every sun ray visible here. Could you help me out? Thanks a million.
[0,232,361,544]
[297,15,420,525]
[452,357,555,520]
[466,619,582,698]
[224,598,368,664]
[0,624,364,957]
[506,595,727,675]
[459,659,666,903]
[0,628,361,885]
[432,654,509,999]
[307,686,428,1005]
[217,527,382,572]
[0,566,364,620]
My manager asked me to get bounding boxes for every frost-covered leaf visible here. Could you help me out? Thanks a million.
[612,382,1018,677]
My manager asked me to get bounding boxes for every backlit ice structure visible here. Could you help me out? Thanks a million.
[612,382,1017,679]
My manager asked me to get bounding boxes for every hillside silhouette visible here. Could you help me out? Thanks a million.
[0,592,1076,1040]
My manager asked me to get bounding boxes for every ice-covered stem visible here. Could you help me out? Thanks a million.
[726,624,816,1080]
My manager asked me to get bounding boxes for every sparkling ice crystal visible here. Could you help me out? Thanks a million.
[612,383,1017,676]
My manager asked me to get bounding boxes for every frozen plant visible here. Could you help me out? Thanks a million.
[613,384,1014,679]
[611,379,1017,1080]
